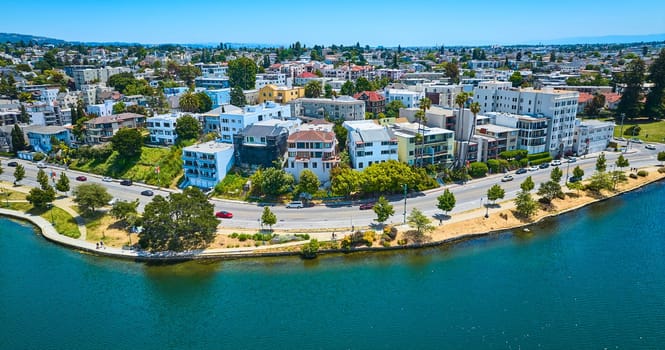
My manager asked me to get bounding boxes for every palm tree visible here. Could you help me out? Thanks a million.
[454,92,469,167]
[464,101,481,164]
[179,91,199,113]
[416,97,431,167]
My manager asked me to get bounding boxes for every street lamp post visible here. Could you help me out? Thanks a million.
[484,204,489,219]
[403,184,407,224]
[565,161,571,183]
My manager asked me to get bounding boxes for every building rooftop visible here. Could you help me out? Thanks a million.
[183,141,233,154]
[288,129,335,143]
[86,113,145,125]
[476,124,518,133]
[24,125,68,134]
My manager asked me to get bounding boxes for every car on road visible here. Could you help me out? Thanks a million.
[359,202,375,210]
[7,161,18,167]
[569,176,582,183]
[140,190,154,196]
[102,176,114,182]
[75,176,87,181]
[215,211,233,219]
[37,162,47,169]
[286,201,304,209]
[631,138,643,144]
[539,163,550,169]
[616,137,626,142]
[645,144,656,150]
[501,175,514,182]
[528,166,539,172]
[120,179,133,186]
[550,160,562,166]
[567,157,577,163]
[515,168,527,174]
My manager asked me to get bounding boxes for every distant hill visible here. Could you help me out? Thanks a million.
[528,33,665,45]
[0,32,65,45]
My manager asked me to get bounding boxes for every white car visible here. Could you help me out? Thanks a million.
[102,176,114,182]
[286,201,304,209]
[528,166,539,172]
[501,175,514,182]
[37,162,47,169]
[645,144,656,150]
[550,160,562,166]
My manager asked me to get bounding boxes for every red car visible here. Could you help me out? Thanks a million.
[215,211,233,219]
[76,176,87,181]
[359,202,375,210]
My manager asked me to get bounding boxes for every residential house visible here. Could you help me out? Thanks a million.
[181,141,234,189]
[285,121,339,184]
[233,123,289,169]
[84,112,146,144]
[577,92,594,114]
[202,102,291,143]
[204,88,231,109]
[194,76,230,89]
[353,91,386,116]
[294,72,319,86]
[343,120,398,170]
[146,113,194,145]
[25,125,71,153]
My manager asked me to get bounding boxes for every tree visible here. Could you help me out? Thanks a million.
[333,120,348,151]
[228,57,257,89]
[176,65,202,86]
[324,84,333,98]
[468,162,488,178]
[72,183,113,215]
[550,166,563,183]
[178,91,199,113]
[55,172,70,194]
[112,101,126,114]
[13,163,25,184]
[300,238,319,259]
[304,80,322,98]
[537,180,564,203]
[514,190,538,218]
[297,169,320,196]
[437,189,456,214]
[26,187,55,209]
[111,128,143,159]
[373,196,394,224]
[596,153,607,172]
[385,100,405,118]
[230,85,246,107]
[644,49,665,119]
[174,114,201,142]
[487,184,505,204]
[455,92,469,166]
[110,200,139,228]
[11,124,26,154]
[573,166,585,179]
[509,71,523,87]
[340,80,355,96]
[19,104,30,123]
[658,151,665,165]
[407,208,433,234]
[36,169,50,190]
[520,176,535,192]
[584,93,606,116]
[195,92,213,113]
[567,181,584,194]
[258,167,294,197]
[354,77,372,93]
[615,154,629,171]
[261,206,277,229]
[330,167,359,197]
[617,58,646,118]
[445,61,460,84]
[138,187,217,252]
[586,171,613,192]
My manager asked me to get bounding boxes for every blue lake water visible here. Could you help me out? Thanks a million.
[1,181,664,349]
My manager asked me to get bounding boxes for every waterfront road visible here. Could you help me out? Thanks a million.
[2,142,663,231]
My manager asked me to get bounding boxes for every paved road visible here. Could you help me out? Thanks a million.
[2,141,663,231]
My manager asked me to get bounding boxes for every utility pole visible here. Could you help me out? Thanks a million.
[402,184,407,224]
[619,113,625,138]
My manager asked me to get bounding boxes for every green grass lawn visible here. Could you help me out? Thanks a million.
[5,202,80,238]
[213,173,248,199]
[70,146,183,187]
[614,118,665,143]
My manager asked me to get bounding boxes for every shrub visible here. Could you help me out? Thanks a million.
[237,233,251,241]
[389,226,398,240]
[363,231,375,246]
[637,170,648,177]
[629,173,638,179]
[397,239,408,246]
[382,241,391,247]
[658,167,665,174]
[33,152,46,161]
[295,233,310,240]
[468,162,488,178]
[229,233,239,239]
[341,235,352,250]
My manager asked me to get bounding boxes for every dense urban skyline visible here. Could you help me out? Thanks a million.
[1,0,664,46]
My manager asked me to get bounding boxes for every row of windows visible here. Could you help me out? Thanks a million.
[288,142,333,149]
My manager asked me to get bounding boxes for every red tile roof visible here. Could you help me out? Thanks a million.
[578,92,594,103]
[297,72,318,79]
[288,129,335,142]
[353,91,385,102]
[602,92,621,103]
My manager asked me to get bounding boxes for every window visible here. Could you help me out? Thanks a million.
[304,162,308,168]
[312,162,317,168]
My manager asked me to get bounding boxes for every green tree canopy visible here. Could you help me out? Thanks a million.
[537,180,564,203]
[228,57,257,89]
[373,196,395,224]
[596,153,607,172]
[261,206,277,229]
[616,58,646,118]
[514,190,538,218]
[111,127,143,159]
[487,184,505,203]
[550,166,563,183]
[385,100,405,118]
[468,162,488,178]
[110,200,139,228]
[175,114,201,142]
[407,208,433,234]
[73,183,113,215]
[11,124,26,154]
[195,92,213,113]
[36,169,50,190]
[615,154,629,170]
[178,91,199,113]
[26,187,55,209]
[644,49,665,119]
[112,102,126,114]
[304,80,322,98]
[437,189,456,214]
[573,166,585,179]
[297,169,320,196]
[230,85,246,107]
[55,172,70,194]
[520,176,535,192]
[13,163,25,184]
[340,80,355,96]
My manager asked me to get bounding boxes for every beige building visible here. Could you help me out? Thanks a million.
[258,85,304,104]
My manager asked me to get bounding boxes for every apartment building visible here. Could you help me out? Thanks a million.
[399,106,456,131]
[70,67,130,89]
[146,113,197,145]
[202,102,291,143]
[384,88,423,108]
[233,123,289,169]
[289,96,365,121]
[475,123,519,155]
[353,91,386,116]
[285,121,339,184]
[181,141,234,189]
[343,120,398,170]
[485,112,549,154]
[257,84,305,104]
[391,122,454,167]
[572,119,615,155]
[84,112,146,144]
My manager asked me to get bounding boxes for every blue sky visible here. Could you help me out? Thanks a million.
[1,0,664,46]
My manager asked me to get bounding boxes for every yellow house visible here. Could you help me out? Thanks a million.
[258,84,305,104]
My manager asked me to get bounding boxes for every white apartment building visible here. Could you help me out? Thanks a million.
[485,111,550,154]
[181,141,234,189]
[391,122,455,167]
[71,67,130,89]
[203,102,291,143]
[424,84,464,108]
[384,88,423,108]
[285,121,339,185]
[255,73,289,89]
[343,120,398,170]
[290,97,365,121]
[146,113,196,145]
[475,81,579,156]
[572,119,615,155]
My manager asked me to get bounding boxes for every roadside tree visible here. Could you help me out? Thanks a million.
[436,189,456,215]
[73,183,113,215]
[26,187,55,209]
[550,166,563,183]
[13,163,25,184]
[596,153,607,172]
[487,184,505,204]
[615,154,629,171]
[407,208,433,235]
[55,172,70,194]
[111,127,143,159]
[514,190,538,219]
[520,176,535,192]
[373,196,394,225]
[261,206,277,230]
[110,200,139,229]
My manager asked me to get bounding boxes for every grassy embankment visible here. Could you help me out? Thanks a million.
[6,201,80,238]
[70,146,183,188]
[613,118,665,143]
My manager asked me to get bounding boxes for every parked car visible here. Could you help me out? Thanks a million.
[140,190,154,196]
[102,176,114,182]
[108,198,119,206]
[528,166,539,172]
[7,161,18,167]
[501,175,514,182]
[569,176,582,183]
[539,163,550,169]
[286,201,304,209]
[215,211,233,219]
[645,144,656,150]
[567,157,577,163]
[631,138,643,144]
[550,160,562,166]
[76,176,87,181]
[120,179,133,186]
[359,202,375,210]
[37,162,47,169]
[515,168,527,174]
[616,137,626,142]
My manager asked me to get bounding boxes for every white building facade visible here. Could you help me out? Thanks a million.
[572,119,615,155]
[181,141,234,189]
[343,120,398,170]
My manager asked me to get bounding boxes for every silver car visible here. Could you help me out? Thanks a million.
[286,201,304,209]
